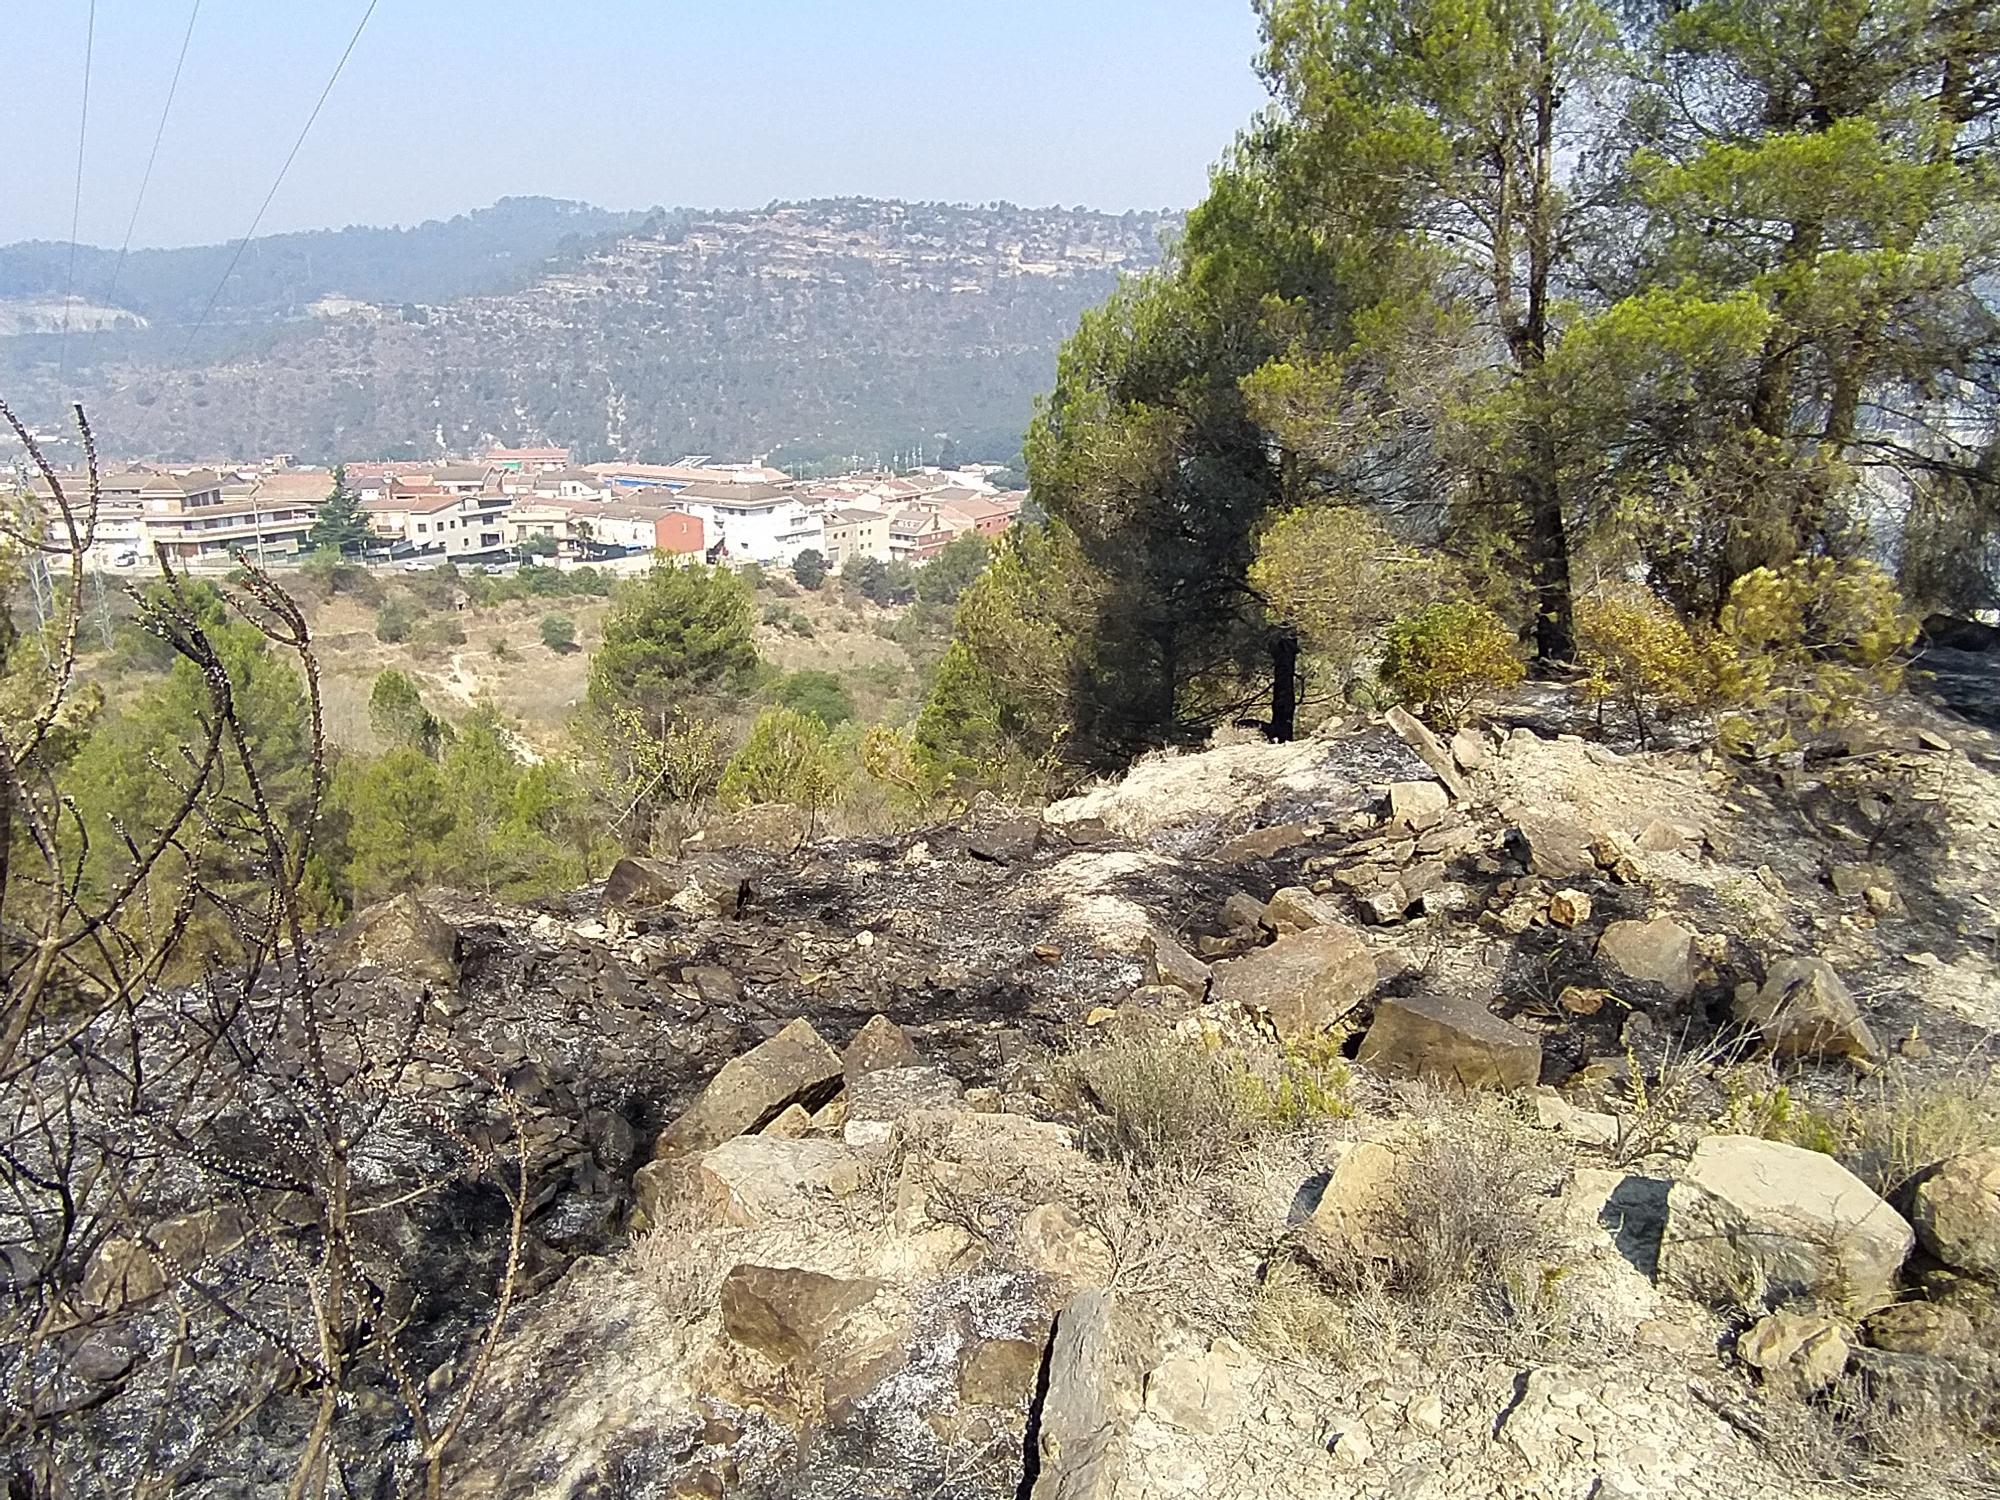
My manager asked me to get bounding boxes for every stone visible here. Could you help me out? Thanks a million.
[1386,706,1470,800]
[1449,727,1490,773]
[1636,819,1693,854]
[703,803,810,852]
[1331,1418,1374,1466]
[1142,929,1211,999]
[1210,924,1379,1041]
[1357,993,1542,1090]
[1215,823,1313,864]
[1659,1135,1913,1313]
[654,1018,843,1158]
[1830,862,1893,899]
[1221,891,1268,932]
[80,1208,248,1314]
[335,893,459,988]
[968,820,1040,865]
[1559,985,1610,1016]
[960,1337,1045,1407]
[603,855,681,909]
[654,1135,864,1228]
[1029,1290,1140,1500]
[1734,956,1882,1063]
[842,1013,923,1080]
[1144,1348,1243,1434]
[1865,1301,1977,1356]
[719,1264,881,1365]
[1263,886,1342,933]
[1388,781,1450,831]
[843,1065,966,1147]
[1509,816,1595,880]
[1738,1310,1850,1395]
[1547,889,1592,928]
[1021,1202,1115,1287]
[1301,1141,1400,1267]
[1911,1149,2000,1278]
[1534,1090,1619,1148]
[762,1103,811,1140]
[1596,917,1697,1000]
[1358,886,1409,925]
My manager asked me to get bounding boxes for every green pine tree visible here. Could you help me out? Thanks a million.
[308,466,371,556]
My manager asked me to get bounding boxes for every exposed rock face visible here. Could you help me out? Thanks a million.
[719,1263,883,1364]
[1214,823,1314,863]
[654,1018,843,1158]
[1659,1135,1913,1312]
[333,892,460,987]
[1912,1149,2000,1278]
[843,1065,966,1147]
[1209,925,1378,1041]
[1142,928,1211,998]
[659,1135,864,1228]
[1865,1300,1977,1356]
[1735,955,1882,1062]
[1596,916,1698,1000]
[1356,994,1542,1090]
[602,854,682,909]
[1388,780,1449,830]
[1029,1290,1141,1500]
[1143,1340,1248,1434]
[1508,815,1594,880]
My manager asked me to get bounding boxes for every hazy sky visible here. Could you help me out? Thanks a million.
[0,2,1271,249]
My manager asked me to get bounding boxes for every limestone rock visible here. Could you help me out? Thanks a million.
[603,855,681,910]
[1659,1135,1913,1312]
[1357,993,1542,1090]
[1215,823,1313,864]
[719,1264,881,1364]
[1263,886,1341,933]
[1300,1140,1400,1267]
[1865,1301,1977,1356]
[1386,706,1470,800]
[1020,1202,1114,1287]
[1636,819,1693,854]
[1509,816,1595,880]
[1357,886,1408,925]
[1449,726,1490,773]
[335,893,459,988]
[1547,889,1592,928]
[1388,780,1449,831]
[1029,1289,1141,1500]
[842,1065,966,1148]
[80,1208,248,1314]
[1144,1345,1243,1434]
[654,1018,843,1158]
[1830,862,1894,899]
[1735,956,1882,1062]
[959,1336,1046,1407]
[968,820,1040,865]
[1912,1149,2000,1278]
[1534,1089,1619,1148]
[842,1013,923,1080]
[656,1135,863,1228]
[1597,916,1697,1000]
[1221,891,1268,933]
[1738,1310,1850,1395]
[1142,929,1211,999]
[1210,924,1378,1041]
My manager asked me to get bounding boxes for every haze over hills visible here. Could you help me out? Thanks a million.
[0,197,1176,467]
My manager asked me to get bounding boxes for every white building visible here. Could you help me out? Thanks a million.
[668,482,822,565]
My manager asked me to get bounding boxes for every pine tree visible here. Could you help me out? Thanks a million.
[308,466,371,556]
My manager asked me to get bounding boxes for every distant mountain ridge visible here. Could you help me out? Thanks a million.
[0,198,1176,466]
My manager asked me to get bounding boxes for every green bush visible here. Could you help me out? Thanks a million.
[1378,600,1524,730]
[718,707,843,812]
[411,615,467,653]
[540,613,578,653]
[772,669,854,727]
[1575,586,1719,745]
[792,549,828,590]
[375,596,420,644]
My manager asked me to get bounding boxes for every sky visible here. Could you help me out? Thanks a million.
[0,1,1272,249]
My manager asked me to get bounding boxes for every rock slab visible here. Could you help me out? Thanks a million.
[1357,993,1542,1090]
[654,1018,842,1158]
[1735,955,1881,1062]
[1210,924,1378,1041]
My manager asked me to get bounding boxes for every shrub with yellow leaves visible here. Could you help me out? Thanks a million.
[1378,600,1525,731]
[1575,585,1720,747]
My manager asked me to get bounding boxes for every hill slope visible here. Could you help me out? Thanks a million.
[2,199,1175,464]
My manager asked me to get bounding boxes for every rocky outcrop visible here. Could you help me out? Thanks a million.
[841,1013,924,1080]
[331,891,460,987]
[1356,994,1542,1090]
[1596,916,1698,1000]
[1029,1290,1141,1500]
[1209,925,1378,1041]
[1659,1135,1913,1312]
[653,1018,843,1158]
[719,1263,884,1365]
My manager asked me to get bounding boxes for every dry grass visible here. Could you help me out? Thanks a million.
[1756,1368,2000,1493]
[628,1196,742,1327]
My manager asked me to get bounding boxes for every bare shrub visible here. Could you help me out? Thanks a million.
[630,1197,740,1327]
[1067,1029,1272,1177]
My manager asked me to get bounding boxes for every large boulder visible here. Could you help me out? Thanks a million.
[1387,781,1449,831]
[1734,956,1882,1062]
[1356,994,1542,1090]
[842,1065,966,1148]
[333,893,459,988]
[1597,916,1698,1000]
[602,855,680,910]
[719,1264,882,1365]
[1300,1140,1400,1269]
[1029,1289,1143,1500]
[653,1018,843,1158]
[639,1136,864,1229]
[1142,928,1211,999]
[1911,1149,2000,1278]
[1507,816,1594,880]
[1209,925,1378,1041]
[1659,1135,1913,1312]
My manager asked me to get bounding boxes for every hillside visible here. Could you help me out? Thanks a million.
[1,199,1176,465]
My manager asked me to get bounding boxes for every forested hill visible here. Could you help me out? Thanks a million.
[0,199,1176,466]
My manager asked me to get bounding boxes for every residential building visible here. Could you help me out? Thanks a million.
[823,506,892,570]
[585,460,792,492]
[362,486,510,558]
[935,492,1019,539]
[887,505,955,563]
[138,471,317,568]
[24,467,151,568]
[667,482,822,564]
[486,445,572,472]
[504,498,706,561]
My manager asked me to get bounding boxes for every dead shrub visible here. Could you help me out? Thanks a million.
[1067,1029,1269,1178]
[1757,1366,2000,1491]
[1819,1064,2000,1198]
[630,1196,741,1326]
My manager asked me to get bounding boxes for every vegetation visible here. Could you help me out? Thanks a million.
[717,707,842,819]
[791,548,827,590]
[306,466,370,555]
[540,612,578,653]
[1378,602,1525,732]
[587,563,758,716]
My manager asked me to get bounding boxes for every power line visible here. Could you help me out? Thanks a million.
[108,0,204,304]
[177,0,382,360]
[57,0,98,387]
